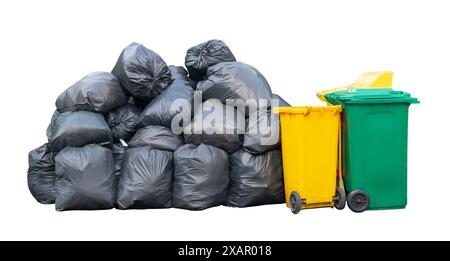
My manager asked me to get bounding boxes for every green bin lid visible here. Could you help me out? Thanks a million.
[324,88,419,105]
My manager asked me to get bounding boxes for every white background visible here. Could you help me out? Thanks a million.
[0,0,448,240]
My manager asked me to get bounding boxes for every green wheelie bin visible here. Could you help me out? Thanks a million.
[325,89,419,213]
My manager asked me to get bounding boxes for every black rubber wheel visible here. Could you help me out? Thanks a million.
[347,189,370,213]
[333,188,346,210]
[289,191,302,214]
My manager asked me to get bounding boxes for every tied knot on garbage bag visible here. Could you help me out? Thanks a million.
[185,39,236,82]
[112,42,173,102]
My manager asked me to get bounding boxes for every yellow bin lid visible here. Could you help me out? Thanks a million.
[273,105,342,115]
[317,71,393,103]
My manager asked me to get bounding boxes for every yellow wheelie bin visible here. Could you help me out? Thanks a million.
[274,106,345,214]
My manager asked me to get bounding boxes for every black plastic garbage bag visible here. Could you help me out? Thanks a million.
[185,39,236,82]
[112,141,128,176]
[243,94,291,154]
[116,146,173,209]
[128,96,149,110]
[183,99,245,153]
[226,149,285,207]
[112,42,173,102]
[55,145,116,211]
[243,110,281,154]
[272,93,290,107]
[196,62,273,114]
[48,111,112,152]
[173,144,229,210]
[135,66,195,129]
[128,125,184,152]
[27,143,56,204]
[106,103,141,142]
[55,72,128,113]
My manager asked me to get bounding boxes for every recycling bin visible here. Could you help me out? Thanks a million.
[325,89,419,212]
[274,106,345,214]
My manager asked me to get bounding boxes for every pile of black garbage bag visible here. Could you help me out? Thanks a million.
[28,40,290,211]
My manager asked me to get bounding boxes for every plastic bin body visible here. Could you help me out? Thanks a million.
[326,89,419,210]
[342,102,410,209]
[275,106,341,209]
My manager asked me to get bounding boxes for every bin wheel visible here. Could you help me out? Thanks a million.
[347,189,370,213]
[333,188,346,210]
[289,191,303,214]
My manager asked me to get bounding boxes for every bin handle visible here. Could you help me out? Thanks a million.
[303,107,311,116]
